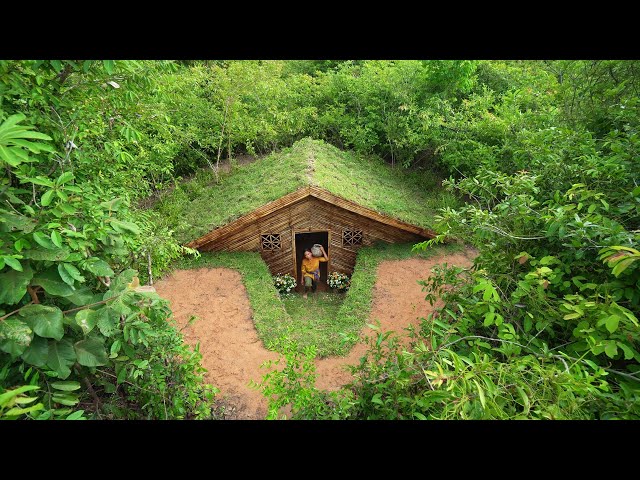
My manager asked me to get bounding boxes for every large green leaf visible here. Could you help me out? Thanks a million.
[3,403,44,417]
[74,337,108,367]
[50,230,63,248]
[0,211,36,233]
[32,231,56,249]
[103,60,115,75]
[0,144,20,166]
[0,113,27,134]
[0,384,39,405]
[64,287,100,307]
[66,410,85,420]
[0,318,33,357]
[11,137,54,153]
[46,339,76,379]
[32,266,75,296]
[3,256,23,271]
[618,342,636,361]
[0,263,33,305]
[51,381,81,392]
[15,131,52,141]
[20,247,70,261]
[24,176,55,187]
[605,315,619,334]
[612,257,637,277]
[96,307,119,336]
[55,172,74,185]
[75,309,97,334]
[108,219,140,235]
[604,341,618,359]
[52,392,79,406]
[21,335,49,367]
[41,189,55,206]
[82,257,114,277]
[58,263,75,286]
[19,304,64,340]
[62,263,84,283]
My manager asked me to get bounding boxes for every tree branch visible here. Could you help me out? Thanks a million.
[27,286,40,304]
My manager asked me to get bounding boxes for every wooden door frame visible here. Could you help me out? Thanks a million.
[292,229,331,285]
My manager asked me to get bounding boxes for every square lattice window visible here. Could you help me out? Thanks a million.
[342,229,363,246]
[260,234,281,251]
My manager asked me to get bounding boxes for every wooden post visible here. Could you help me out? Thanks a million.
[147,250,153,286]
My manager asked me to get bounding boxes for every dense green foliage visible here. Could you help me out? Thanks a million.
[252,60,640,420]
[0,61,214,419]
[3,59,638,420]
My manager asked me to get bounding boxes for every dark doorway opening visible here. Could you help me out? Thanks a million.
[295,231,329,293]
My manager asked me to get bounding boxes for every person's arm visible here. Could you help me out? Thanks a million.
[300,262,307,283]
[320,245,328,261]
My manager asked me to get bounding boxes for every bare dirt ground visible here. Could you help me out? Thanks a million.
[155,268,279,419]
[155,248,476,419]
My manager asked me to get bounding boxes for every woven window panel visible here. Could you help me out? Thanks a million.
[342,229,363,246]
[261,234,281,250]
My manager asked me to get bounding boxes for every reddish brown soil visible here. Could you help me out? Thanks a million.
[155,268,279,419]
[155,249,476,419]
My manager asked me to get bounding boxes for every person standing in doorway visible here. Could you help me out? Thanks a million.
[301,245,328,299]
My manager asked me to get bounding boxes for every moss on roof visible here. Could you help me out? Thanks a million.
[151,138,457,244]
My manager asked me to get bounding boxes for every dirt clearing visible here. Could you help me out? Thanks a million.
[155,249,475,419]
[155,268,279,419]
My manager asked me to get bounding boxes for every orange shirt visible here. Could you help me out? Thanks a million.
[301,256,327,279]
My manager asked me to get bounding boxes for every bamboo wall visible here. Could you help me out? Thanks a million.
[199,195,426,276]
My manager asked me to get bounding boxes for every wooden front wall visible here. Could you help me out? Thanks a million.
[199,196,425,276]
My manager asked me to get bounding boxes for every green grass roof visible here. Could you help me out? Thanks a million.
[151,138,457,244]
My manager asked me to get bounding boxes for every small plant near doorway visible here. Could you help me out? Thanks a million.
[273,273,297,295]
[327,271,351,292]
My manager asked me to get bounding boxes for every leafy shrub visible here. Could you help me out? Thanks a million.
[327,271,350,291]
[273,273,297,294]
[251,336,354,420]
[0,114,216,419]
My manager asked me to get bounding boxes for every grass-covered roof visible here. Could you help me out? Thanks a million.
[151,138,457,244]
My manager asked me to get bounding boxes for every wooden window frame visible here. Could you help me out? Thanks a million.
[260,233,282,251]
[342,228,363,247]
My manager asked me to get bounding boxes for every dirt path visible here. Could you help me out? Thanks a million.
[155,268,279,419]
[155,249,475,419]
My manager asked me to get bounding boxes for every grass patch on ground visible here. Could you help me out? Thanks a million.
[281,291,347,357]
[167,242,465,358]
[150,138,460,244]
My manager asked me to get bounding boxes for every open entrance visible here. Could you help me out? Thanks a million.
[294,231,329,292]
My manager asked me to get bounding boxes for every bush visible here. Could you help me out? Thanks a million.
[0,114,217,420]
[327,271,350,291]
[273,273,297,295]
